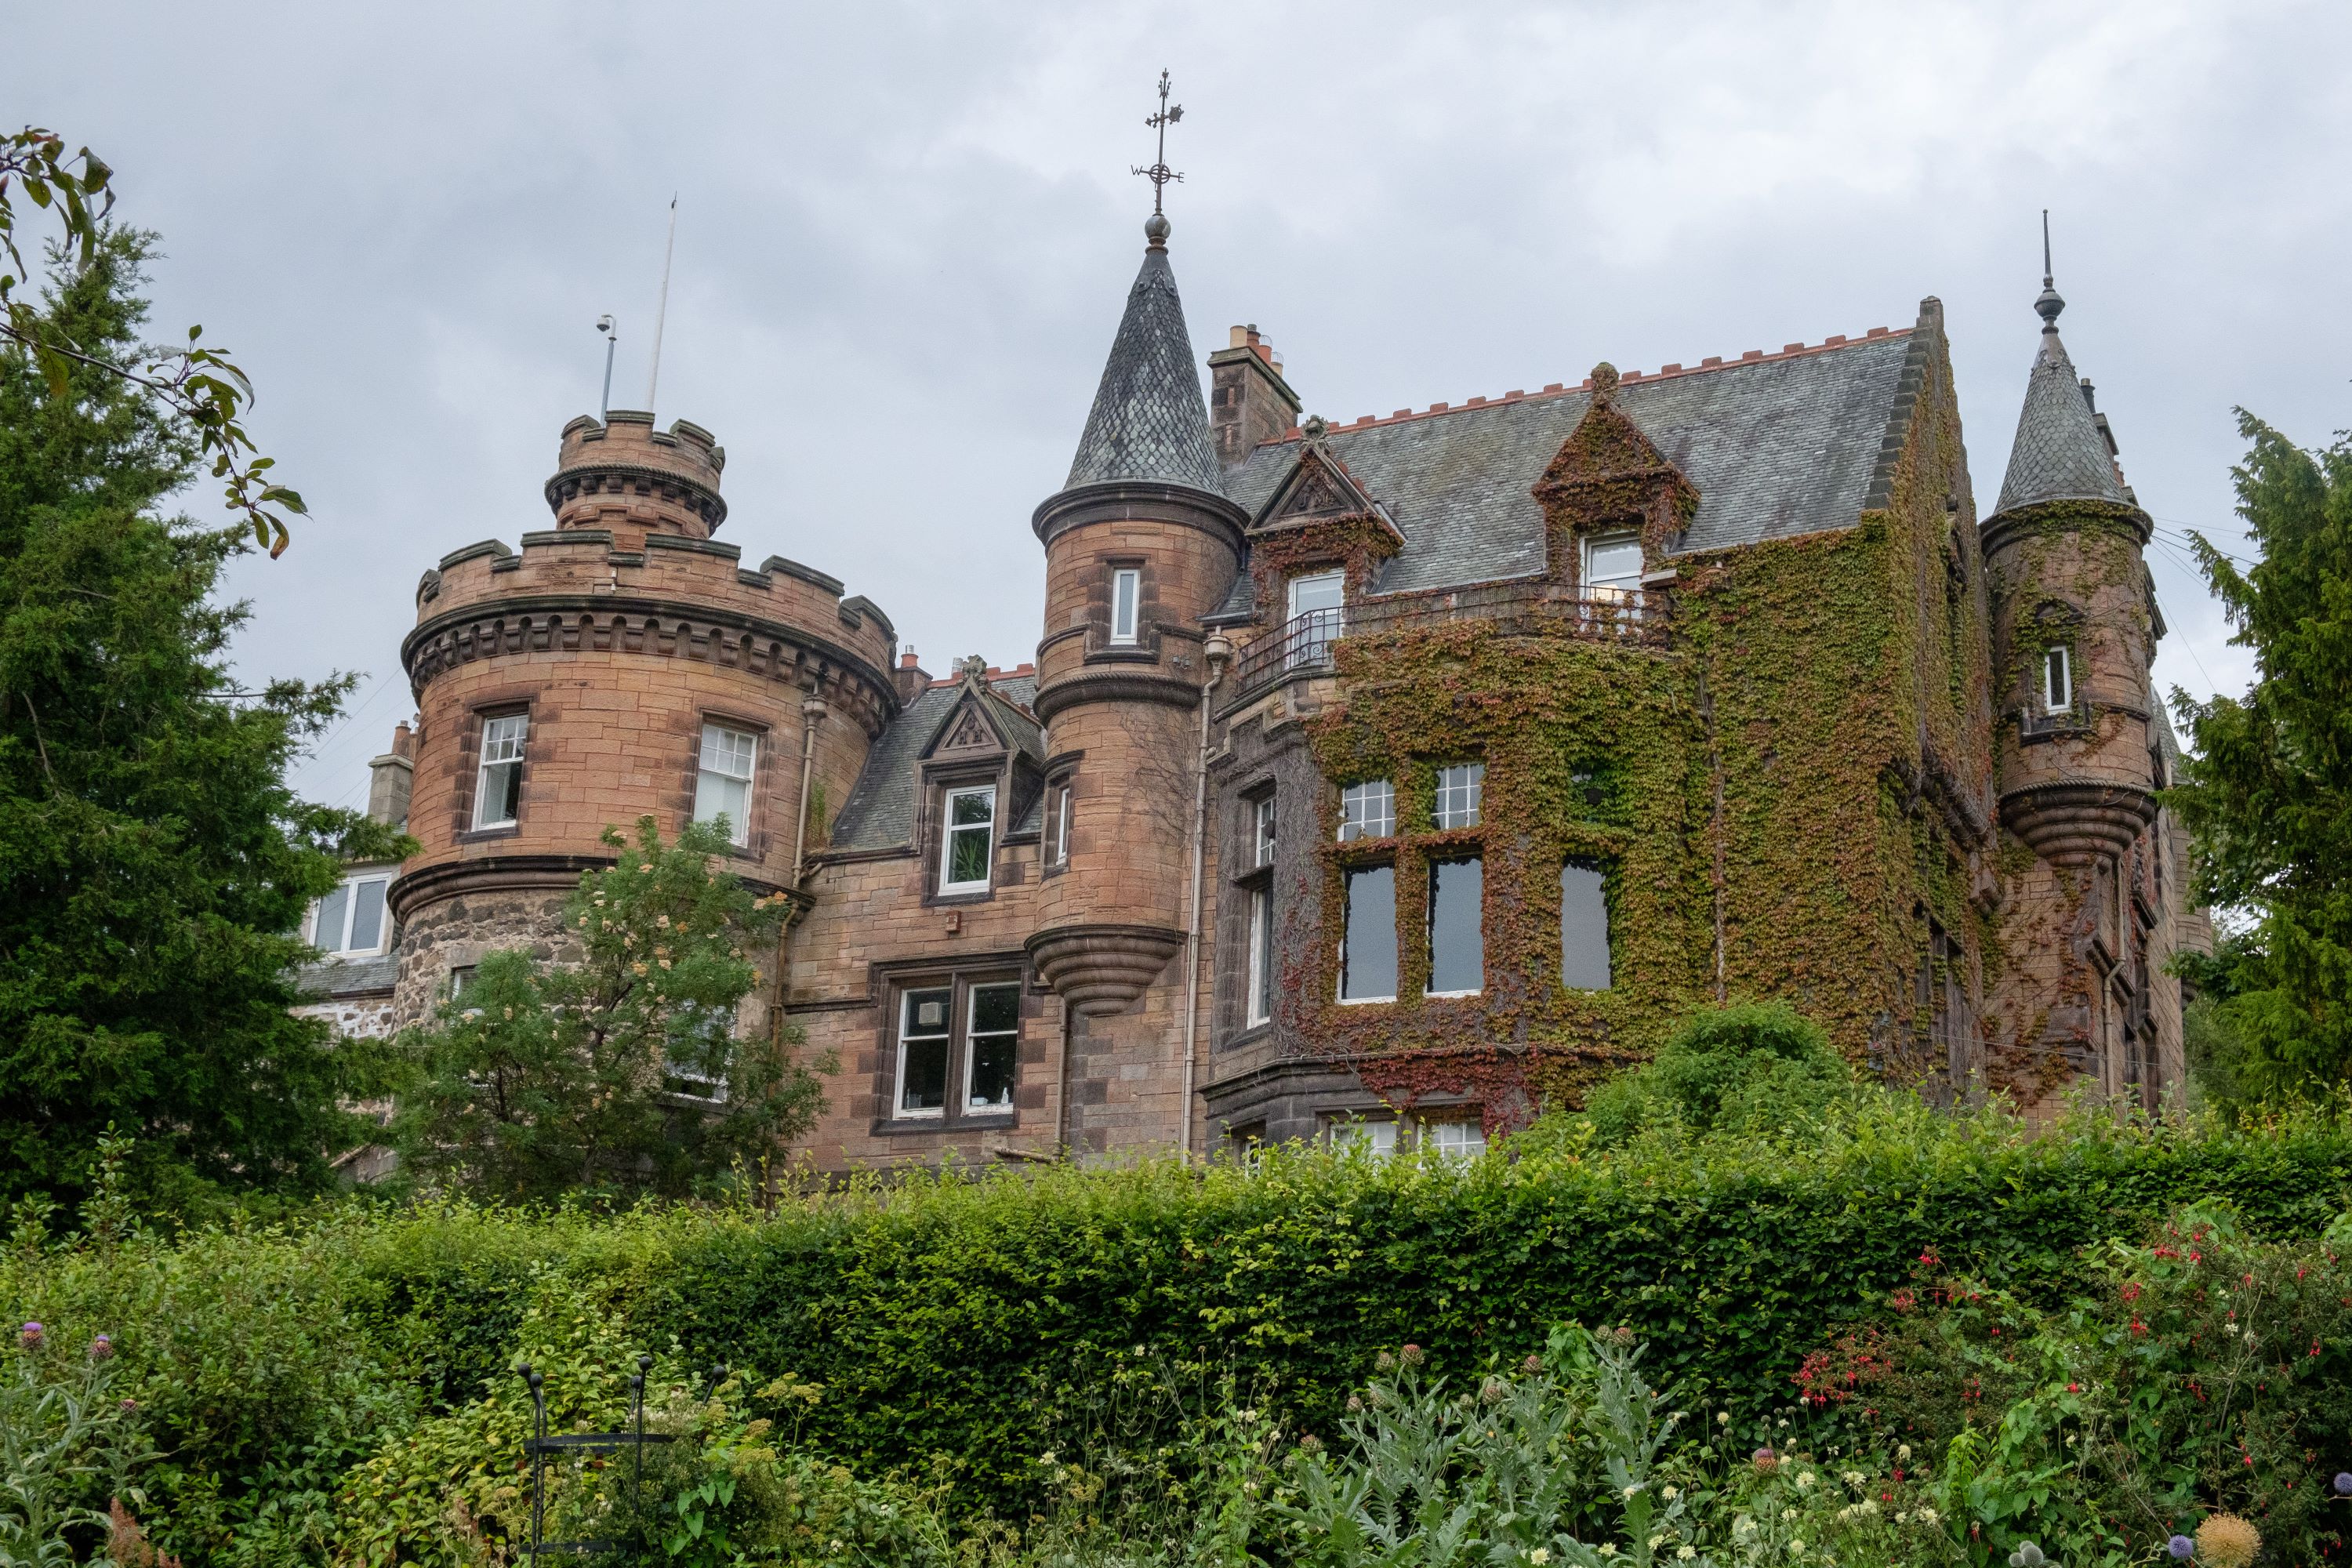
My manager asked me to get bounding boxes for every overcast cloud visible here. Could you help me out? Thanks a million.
[10,1,2349,808]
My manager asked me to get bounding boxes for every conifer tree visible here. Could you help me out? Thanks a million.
[0,230,403,1213]
[2170,412,2352,1094]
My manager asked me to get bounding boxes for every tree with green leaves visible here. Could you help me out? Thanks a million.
[390,818,830,1200]
[0,228,405,1217]
[2,126,302,556]
[2169,413,2352,1098]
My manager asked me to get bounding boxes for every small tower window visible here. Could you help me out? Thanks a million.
[939,785,996,894]
[1046,781,1073,868]
[1109,568,1142,646]
[1338,779,1395,842]
[694,723,757,846]
[1432,763,1484,829]
[473,713,528,829]
[1253,794,1277,867]
[1339,863,1398,1004]
[2043,645,2074,714]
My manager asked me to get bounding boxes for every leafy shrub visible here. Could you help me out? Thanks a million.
[1582,1002,1851,1142]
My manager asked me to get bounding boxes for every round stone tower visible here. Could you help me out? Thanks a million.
[388,409,901,1025]
[1025,212,1247,1016]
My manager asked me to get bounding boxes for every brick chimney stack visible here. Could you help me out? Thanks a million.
[1208,324,1301,470]
[894,647,931,705]
[366,721,415,829]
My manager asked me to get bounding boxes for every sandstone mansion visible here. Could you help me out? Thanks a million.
[300,199,2210,1171]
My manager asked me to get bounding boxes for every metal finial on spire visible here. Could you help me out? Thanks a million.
[2034,208,2065,332]
[1131,69,1183,248]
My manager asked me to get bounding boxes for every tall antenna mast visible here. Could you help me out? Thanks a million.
[2042,208,2053,286]
[597,314,618,419]
[644,196,677,412]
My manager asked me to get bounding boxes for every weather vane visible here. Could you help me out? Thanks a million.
[1131,69,1183,216]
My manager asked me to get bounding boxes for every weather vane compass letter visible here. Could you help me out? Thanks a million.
[1131,69,1182,245]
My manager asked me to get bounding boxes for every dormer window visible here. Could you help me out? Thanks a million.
[1286,571,1345,669]
[2043,645,2074,714]
[939,785,996,894]
[1583,532,1643,602]
[1109,568,1142,645]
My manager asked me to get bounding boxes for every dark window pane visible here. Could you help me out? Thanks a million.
[314,884,349,949]
[948,826,990,886]
[1341,865,1397,1001]
[1560,861,1613,990]
[349,880,387,951]
[970,982,1020,1035]
[900,1039,948,1111]
[1427,858,1483,994]
[967,1033,1016,1109]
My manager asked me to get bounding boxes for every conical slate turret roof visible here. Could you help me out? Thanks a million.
[1993,284,2130,516]
[1063,238,1224,495]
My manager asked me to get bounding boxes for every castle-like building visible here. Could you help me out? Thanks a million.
[301,203,2209,1170]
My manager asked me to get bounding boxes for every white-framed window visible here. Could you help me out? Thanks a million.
[1424,1119,1487,1161]
[1339,863,1397,1003]
[693,722,757,845]
[893,978,1021,1120]
[1246,884,1275,1026]
[1330,1117,1396,1160]
[1253,794,1277,868]
[473,713,528,829]
[312,873,392,956]
[1432,763,1484,829]
[1583,532,1644,601]
[938,785,996,893]
[1338,779,1395,842]
[964,982,1021,1112]
[1426,857,1484,996]
[895,986,953,1117]
[666,1001,735,1103]
[1561,859,1613,991]
[1286,570,1345,668]
[2043,645,2074,714]
[1047,782,1073,868]
[1109,568,1142,645]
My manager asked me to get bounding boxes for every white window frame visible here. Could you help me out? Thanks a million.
[1330,1116,1396,1160]
[1253,794,1277,868]
[1109,568,1142,645]
[1432,763,1484,830]
[962,980,1022,1114]
[1049,782,1073,867]
[311,873,394,956]
[472,713,529,829]
[693,722,758,846]
[894,985,954,1120]
[2043,645,2074,714]
[938,784,997,895]
[1286,570,1345,668]
[1246,883,1274,1026]
[1338,779,1395,842]
[1583,532,1645,601]
[1424,1118,1488,1161]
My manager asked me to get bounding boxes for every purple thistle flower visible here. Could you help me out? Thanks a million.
[19,1321,42,1350]
[2169,1534,2194,1560]
[89,1334,112,1360]
[2336,1471,2352,1496]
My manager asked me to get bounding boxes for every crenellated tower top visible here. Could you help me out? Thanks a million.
[546,409,729,541]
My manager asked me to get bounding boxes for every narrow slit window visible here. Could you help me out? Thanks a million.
[473,713,528,829]
[1110,568,1142,645]
[1426,857,1484,996]
[1432,763,1484,829]
[1560,859,1613,991]
[1339,863,1397,1003]
[964,982,1020,1112]
[1338,779,1395,842]
[896,986,952,1117]
[1048,782,1073,867]
[694,722,757,845]
[1247,884,1275,1025]
[1253,794,1277,867]
[939,785,996,893]
[2043,645,2073,713]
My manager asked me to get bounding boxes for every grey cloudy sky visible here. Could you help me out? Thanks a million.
[13,1,2350,808]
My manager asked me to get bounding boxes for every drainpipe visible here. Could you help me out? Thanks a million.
[1179,635,1233,1162]
[790,695,828,884]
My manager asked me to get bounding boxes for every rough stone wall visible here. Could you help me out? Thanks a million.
[390,887,571,1027]
[292,995,396,1040]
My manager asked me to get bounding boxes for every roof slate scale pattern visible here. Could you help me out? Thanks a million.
[1064,247,1224,495]
[1993,327,2131,517]
[1214,333,1916,617]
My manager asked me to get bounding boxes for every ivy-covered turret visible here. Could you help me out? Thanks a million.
[1982,255,2175,1106]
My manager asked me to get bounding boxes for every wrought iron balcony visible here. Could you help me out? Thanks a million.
[1226,580,1666,698]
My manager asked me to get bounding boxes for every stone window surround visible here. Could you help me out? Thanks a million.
[1326,760,1494,1012]
[682,706,771,861]
[917,750,1020,906]
[1221,774,1282,1043]
[866,954,1029,1135]
[452,690,536,844]
[1085,554,1160,662]
[1037,750,1083,880]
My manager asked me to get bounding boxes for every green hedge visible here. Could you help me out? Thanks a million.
[8,1101,2352,1548]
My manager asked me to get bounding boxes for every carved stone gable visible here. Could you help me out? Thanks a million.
[939,702,999,753]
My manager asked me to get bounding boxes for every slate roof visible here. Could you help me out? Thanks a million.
[295,953,399,999]
[1063,245,1225,495]
[1993,321,2131,517]
[1211,332,1919,618]
[829,675,1042,852]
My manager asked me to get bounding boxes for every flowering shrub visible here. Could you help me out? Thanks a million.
[0,1319,150,1565]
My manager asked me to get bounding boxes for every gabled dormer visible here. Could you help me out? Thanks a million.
[916,660,1046,902]
[1533,365,1698,594]
[1247,424,1406,623]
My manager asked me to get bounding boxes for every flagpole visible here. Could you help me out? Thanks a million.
[644,196,677,412]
